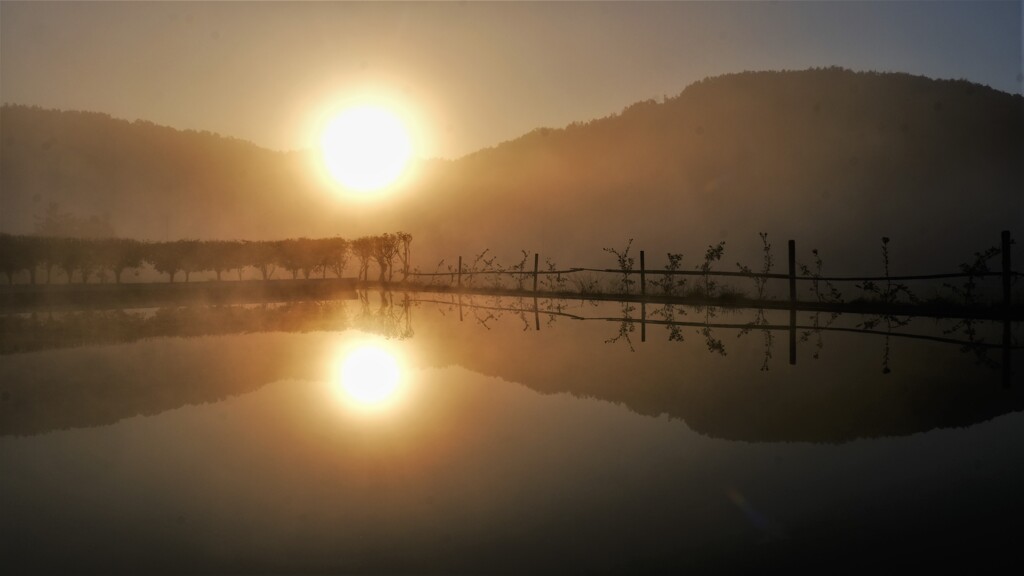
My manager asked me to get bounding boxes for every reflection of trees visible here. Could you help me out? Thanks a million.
[858,314,911,374]
[943,318,1002,371]
[0,294,421,355]
[801,312,840,360]
[652,304,686,342]
[697,305,726,356]
[738,309,773,371]
[353,291,413,340]
[605,302,636,352]
[2,290,1016,381]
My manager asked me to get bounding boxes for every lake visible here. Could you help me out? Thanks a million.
[2,292,1021,573]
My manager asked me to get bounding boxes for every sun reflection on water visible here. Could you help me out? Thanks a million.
[336,343,404,411]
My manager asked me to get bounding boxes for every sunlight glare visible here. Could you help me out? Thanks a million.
[338,345,403,408]
[321,105,412,192]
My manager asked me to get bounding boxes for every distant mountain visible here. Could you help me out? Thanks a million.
[3,68,1021,274]
[0,106,340,240]
[406,67,1023,272]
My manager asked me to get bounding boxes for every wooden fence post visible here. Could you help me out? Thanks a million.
[533,253,539,293]
[457,256,462,289]
[640,250,646,297]
[789,239,796,365]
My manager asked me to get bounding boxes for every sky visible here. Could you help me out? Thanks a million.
[2,1,1021,159]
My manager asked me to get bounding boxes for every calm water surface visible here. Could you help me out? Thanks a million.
[1,293,1022,573]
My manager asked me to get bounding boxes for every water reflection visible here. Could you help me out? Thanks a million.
[0,291,1020,442]
[1,292,1021,572]
[336,342,404,410]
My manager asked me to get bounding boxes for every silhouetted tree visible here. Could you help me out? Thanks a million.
[203,240,235,281]
[218,240,249,280]
[96,238,144,284]
[176,240,204,282]
[324,237,351,279]
[277,239,306,280]
[246,240,279,280]
[56,237,86,284]
[36,236,61,284]
[0,234,34,284]
[352,236,374,281]
[311,237,335,279]
[396,231,413,281]
[147,241,184,283]
[372,233,400,283]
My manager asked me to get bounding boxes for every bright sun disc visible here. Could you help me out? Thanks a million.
[321,105,412,192]
[339,346,402,407]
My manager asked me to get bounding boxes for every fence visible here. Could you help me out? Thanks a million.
[408,231,1019,311]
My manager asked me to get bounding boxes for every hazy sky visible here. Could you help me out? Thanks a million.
[2,1,1021,159]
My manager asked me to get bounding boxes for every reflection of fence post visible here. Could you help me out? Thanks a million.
[1002,230,1012,310]
[457,256,462,290]
[458,293,463,322]
[641,301,646,342]
[1004,319,1012,388]
[789,239,796,365]
[533,253,539,293]
[534,296,540,331]
[788,240,796,306]
[640,250,646,297]
[1003,230,1012,387]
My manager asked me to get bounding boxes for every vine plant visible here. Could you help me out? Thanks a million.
[603,238,635,295]
[857,237,918,304]
[736,233,772,300]
[699,241,726,297]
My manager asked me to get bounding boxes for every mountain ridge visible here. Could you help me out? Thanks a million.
[3,67,1021,274]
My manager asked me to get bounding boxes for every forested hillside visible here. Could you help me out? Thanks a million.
[0,107,339,240]
[3,68,1021,273]
[406,68,1023,272]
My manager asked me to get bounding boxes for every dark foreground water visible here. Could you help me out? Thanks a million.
[1,293,1022,573]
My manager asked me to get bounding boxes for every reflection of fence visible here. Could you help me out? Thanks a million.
[411,291,1021,387]
[408,231,1020,311]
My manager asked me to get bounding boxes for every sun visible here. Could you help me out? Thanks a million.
[321,105,412,192]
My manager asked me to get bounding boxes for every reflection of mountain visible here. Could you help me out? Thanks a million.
[0,301,352,354]
[414,299,1024,443]
[2,295,1020,441]
[3,68,1021,270]
[0,296,409,435]
[0,335,310,436]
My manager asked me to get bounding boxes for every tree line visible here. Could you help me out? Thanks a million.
[0,233,412,285]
